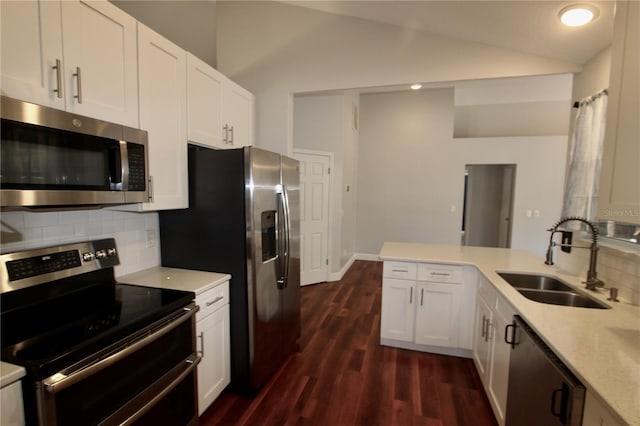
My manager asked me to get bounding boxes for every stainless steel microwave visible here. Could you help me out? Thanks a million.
[1,96,150,208]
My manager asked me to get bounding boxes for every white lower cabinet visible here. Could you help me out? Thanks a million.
[414,282,462,347]
[472,275,515,426]
[0,379,25,426]
[380,261,475,356]
[195,281,231,415]
[380,277,415,342]
[582,392,624,426]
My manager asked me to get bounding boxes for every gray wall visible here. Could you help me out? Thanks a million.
[356,89,568,256]
[216,0,580,156]
[111,0,217,67]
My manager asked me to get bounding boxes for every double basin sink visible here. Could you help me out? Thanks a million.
[497,272,610,309]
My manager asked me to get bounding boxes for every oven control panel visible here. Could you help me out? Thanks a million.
[0,238,120,293]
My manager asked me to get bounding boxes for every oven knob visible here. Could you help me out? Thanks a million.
[82,252,95,262]
[107,248,117,257]
[95,250,107,260]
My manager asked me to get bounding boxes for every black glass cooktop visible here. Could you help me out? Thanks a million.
[1,281,193,380]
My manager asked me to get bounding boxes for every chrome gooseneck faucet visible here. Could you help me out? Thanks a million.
[545,216,605,291]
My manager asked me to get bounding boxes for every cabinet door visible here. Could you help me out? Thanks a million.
[598,1,640,224]
[380,278,415,342]
[197,305,231,415]
[414,282,462,348]
[487,310,513,425]
[60,0,138,127]
[137,23,188,211]
[472,296,492,381]
[1,0,65,109]
[222,80,254,148]
[187,54,225,148]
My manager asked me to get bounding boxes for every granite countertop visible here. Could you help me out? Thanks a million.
[0,361,25,389]
[119,267,230,295]
[379,242,640,426]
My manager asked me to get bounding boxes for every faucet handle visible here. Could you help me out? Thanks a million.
[607,287,620,302]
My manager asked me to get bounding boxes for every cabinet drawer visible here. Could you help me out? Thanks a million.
[383,262,417,280]
[196,281,229,321]
[477,275,497,305]
[418,263,464,284]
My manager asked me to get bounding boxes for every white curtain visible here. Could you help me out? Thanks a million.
[562,90,608,226]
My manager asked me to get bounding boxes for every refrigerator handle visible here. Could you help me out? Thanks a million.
[282,184,291,288]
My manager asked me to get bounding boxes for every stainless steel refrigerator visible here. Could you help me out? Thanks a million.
[159,145,300,394]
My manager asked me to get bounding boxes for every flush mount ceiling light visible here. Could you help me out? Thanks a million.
[559,4,598,27]
[410,84,422,90]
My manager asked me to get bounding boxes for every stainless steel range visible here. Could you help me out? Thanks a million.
[0,239,199,426]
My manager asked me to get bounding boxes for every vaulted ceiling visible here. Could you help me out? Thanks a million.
[279,1,614,65]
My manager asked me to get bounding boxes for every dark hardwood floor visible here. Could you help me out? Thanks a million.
[199,260,497,426]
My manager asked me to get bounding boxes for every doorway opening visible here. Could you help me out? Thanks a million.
[462,164,516,248]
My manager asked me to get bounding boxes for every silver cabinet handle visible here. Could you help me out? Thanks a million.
[420,288,424,306]
[392,268,408,273]
[430,272,452,277]
[52,59,63,98]
[73,66,83,104]
[409,287,413,304]
[198,332,205,357]
[205,296,224,307]
[481,315,487,338]
[223,124,228,144]
[485,321,492,342]
[229,125,234,144]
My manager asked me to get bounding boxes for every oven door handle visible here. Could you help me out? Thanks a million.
[42,302,199,394]
[99,353,200,426]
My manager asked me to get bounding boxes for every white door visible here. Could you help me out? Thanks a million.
[294,151,330,285]
[197,305,231,415]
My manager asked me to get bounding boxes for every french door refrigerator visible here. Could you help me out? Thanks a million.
[159,144,300,394]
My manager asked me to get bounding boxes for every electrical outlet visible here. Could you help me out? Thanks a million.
[146,229,157,248]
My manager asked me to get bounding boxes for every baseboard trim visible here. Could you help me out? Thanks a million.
[380,338,473,359]
[327,252,380,282]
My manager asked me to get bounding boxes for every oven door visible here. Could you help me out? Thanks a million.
[35,304,199,426]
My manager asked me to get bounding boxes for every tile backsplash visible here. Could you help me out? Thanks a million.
[556,237,640,305]
[0,209,161,276]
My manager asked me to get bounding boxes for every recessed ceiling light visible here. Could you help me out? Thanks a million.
[559,4,598,27]
[410,84,422,90]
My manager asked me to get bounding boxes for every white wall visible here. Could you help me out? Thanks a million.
[216,0,581,156]
[293,92,359,273]
[111,0,217,67]
[356,89,568,256]
[0,210,160,276]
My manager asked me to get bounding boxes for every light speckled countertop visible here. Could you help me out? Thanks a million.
[0,361,25,389]
[379,242,640,426]
[118,267,230,295]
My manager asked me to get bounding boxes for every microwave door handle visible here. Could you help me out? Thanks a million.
[108,141,125,190]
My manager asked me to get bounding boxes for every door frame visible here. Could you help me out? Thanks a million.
[293,148,334,285]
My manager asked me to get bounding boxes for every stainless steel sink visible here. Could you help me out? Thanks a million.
[497,272,611,309]
[517,289,610,309]
[497,272,574,292]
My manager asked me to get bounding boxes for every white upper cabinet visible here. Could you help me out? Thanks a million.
[222,80,254,148]
[1,1,65,109]
[186,54,254,149]
[187,53,225,148]
[135,23,188,211]
[598,1,640,224]
[1,0,139,127]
